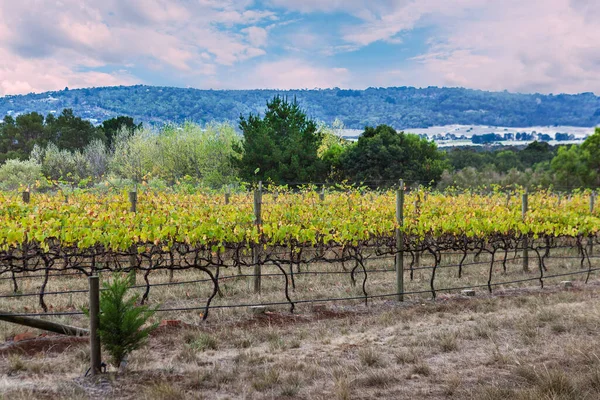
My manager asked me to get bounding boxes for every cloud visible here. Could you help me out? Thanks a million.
[2,0,600,95]
[0,0,272,94]
[395,0,600,94]
[267,0,389,15]
[243,27,269,47]
[0,48,137,96]
[271,0,600,94]
[227,59,350,89]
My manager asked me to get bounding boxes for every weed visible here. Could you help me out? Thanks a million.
[280,374,302,397]
[251,367,281,392]
[443,374,462,396]
[550,322,569,334]
[7,354,25,373]
[357,370,394,388]
[190,333,218,352]
[266,331,286,351]
[411,362,432,377]
[436,330,459,352]
[143,382,187,400]
[358,347,383,367]
[534,368,578,398]
[469,385,515,400]
[394,348,420,365]
[333,377,352,400]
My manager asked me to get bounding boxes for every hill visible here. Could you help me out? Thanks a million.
[1,85,600,129]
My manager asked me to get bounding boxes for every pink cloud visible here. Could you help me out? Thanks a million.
[227,59,350,89]
[401,0,600,94]
[0,0,271,94]
[0,49,138,96]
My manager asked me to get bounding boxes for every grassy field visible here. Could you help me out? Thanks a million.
[0,249,599,399]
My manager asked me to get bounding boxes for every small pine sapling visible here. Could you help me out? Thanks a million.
[85,274,158,369]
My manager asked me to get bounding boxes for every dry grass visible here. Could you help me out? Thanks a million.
[1,247,600,398]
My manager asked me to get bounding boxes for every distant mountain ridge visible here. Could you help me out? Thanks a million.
[1,85,600,129]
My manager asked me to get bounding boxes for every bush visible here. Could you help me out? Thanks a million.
[0,159,43,190]
[40,143,92,185]
[87,274,158,368]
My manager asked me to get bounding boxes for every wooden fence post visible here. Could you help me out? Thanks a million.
[589,191,595,256]
[253,181,262,294]
[128,191,138,283]
[128,191,137,213]
[225,186,231,205]
[319,187,325,202]
[396,180,405,301]
[414,194,421,269]
[522,192,529,272]
[89,276,101,376]
[20,190,30,286]
[0,312,89,336]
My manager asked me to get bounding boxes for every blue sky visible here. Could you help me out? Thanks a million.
[1,0,599,95]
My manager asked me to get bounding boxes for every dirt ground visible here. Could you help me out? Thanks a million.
[1,279,600,400]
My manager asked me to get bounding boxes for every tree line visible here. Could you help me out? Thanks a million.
[0,97,599,191]
[3,85,600,130]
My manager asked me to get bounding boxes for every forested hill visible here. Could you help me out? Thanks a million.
[1,85,600,129]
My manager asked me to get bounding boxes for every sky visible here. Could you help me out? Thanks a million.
[1,0,600,96]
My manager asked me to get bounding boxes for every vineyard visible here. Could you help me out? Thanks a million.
[1,185,600,398]
[0,185,598,321]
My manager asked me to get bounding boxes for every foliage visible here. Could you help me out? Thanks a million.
[100,116,142,148]
[109,128,156,184]
[87,274,158,368]
[0,104,598,191]
[0,112,50,162]
[38,144,91,185]
[580,127,600,186]
[109,122,241,187]
[237,96,325,184]
[46,109,105,151]
[519,141,555,168]
[0,109,140,163]
[551,145,595,190]
[2,85,600,129]
[0,109,104,161]
[317,119,350,180]
[340,125,448,185]
[84,139,110,179]
[445,141,557,173]
[0,189,598,252]
[0,159,43,190]
[438,166,556,191]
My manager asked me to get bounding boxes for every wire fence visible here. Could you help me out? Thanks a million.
[1,248,597,319]
[0,185,598,323]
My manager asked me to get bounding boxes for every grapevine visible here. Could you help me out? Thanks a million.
[0,188,597,318]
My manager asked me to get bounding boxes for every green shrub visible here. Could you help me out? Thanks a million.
[86,274,158,368]
[0,159,43,190]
